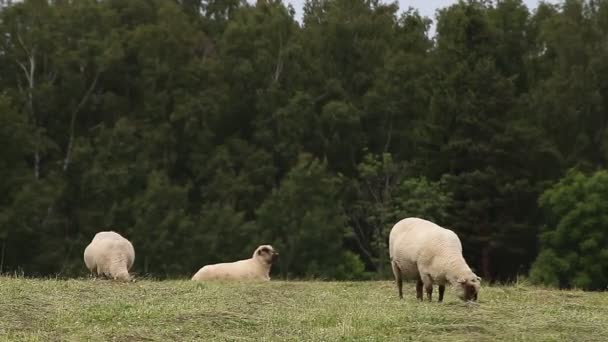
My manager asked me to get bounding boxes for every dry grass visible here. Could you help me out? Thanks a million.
[1,277,607,341]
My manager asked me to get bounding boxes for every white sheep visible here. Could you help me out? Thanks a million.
[389,217,481,302]
[83,231,135,281]
[191,245,279,281]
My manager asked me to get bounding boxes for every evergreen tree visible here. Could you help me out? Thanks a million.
[530,170,608,290]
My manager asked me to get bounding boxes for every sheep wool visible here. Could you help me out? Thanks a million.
[83,231,135,281]
[191,245,279,282]
[389,217,481,302]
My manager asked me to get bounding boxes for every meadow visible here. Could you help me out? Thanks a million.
[1,277,607,341]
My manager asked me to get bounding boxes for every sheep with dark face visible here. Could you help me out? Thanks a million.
[84,231,135,281]
[389,217,481,302]
[191,245,279,282]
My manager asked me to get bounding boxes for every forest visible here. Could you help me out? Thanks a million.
[0,0,607,290]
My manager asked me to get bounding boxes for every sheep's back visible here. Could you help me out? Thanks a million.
[193,259,266,281]
[389,218,438,255]
[390,218,462,275]
[83,242,99,271]
[84,235,135,273]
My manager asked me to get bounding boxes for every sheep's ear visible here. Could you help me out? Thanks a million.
[257,249,262,255]
[476,276,482,282]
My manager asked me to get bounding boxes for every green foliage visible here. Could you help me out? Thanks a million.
[530,170,608,290]
[0,0,607,285]
[0,95,30,206]
[189,203,257,270]
[256,154,365,279]
[346,152,453,275]
[131,171,193,276]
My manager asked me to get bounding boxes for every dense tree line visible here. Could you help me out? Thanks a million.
[0,0,607,289]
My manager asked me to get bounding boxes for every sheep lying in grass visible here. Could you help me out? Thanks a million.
[191,245,279,281]
[84,231,135,281]
[389,217,481,302]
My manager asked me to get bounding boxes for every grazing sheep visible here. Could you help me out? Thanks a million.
[389,217,481,302]
[84,231,135,281]
[191,245,279,282]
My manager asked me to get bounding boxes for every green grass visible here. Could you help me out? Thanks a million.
[1,277,607,341]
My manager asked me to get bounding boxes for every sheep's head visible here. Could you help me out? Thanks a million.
[455,275,481,302]
[254,245,279,265]
[113,270,131,282]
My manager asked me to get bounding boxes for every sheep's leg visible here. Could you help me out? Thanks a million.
[87,267,96,280]
[90,266,102,281]
[416,278,423,301]
[391,262,403,299]
[421,274,433,302]
[438,285,445,302]
[97,267,109,280]
[425,284,433,302]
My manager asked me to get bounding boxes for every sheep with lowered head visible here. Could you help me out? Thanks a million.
[84,231,135,281]
[389,217,481,302]
[191,245,279,281]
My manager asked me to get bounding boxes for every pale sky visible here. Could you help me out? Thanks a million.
[284,0,561,22]
[275,0,562,35]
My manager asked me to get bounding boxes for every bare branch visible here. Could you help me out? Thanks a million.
[365,180,381,204]
[273,33,284,82]
[48,71,57,84]
[13,38,39,179]
[34,151,40,179]
[63,71,100,172]
[29,52,35,87]
[343,207,375,266]
[383,117,393,153]
[15,33,30,57]
[16,60,28,79]
[353,221,375,262]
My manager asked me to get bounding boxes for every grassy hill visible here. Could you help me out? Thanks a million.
[1,277,607,341]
